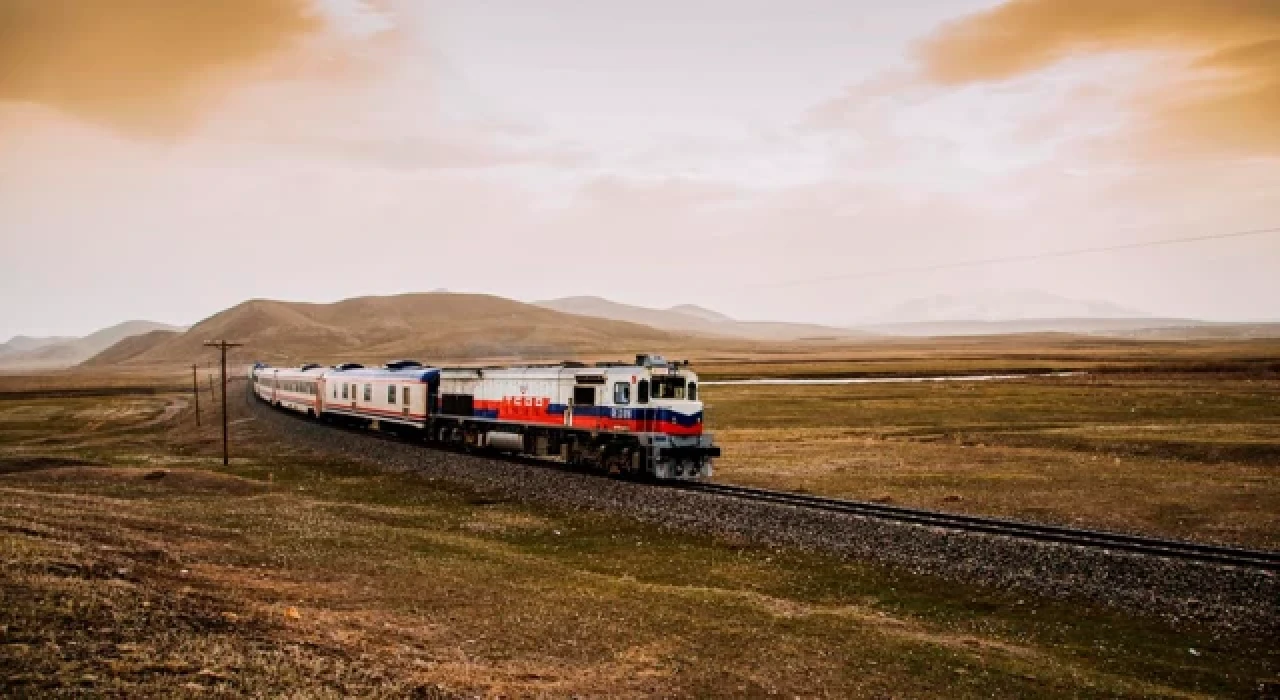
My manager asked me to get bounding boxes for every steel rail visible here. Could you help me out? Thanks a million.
[680,481,1280,571]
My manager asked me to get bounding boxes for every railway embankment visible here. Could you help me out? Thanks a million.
[246,387,1279,638]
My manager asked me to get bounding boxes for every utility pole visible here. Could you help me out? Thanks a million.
[208,374,215,400]
[191,364,201,427]
[203,340,243,466]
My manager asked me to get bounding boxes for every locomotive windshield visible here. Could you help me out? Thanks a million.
[651,376,686,400]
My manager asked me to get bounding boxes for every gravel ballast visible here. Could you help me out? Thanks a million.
[245,391,1278,637]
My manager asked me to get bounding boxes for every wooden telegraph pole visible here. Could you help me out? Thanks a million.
[191,363,201,427]
[203,341,243,466]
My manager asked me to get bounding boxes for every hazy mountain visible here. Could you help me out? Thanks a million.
[537,296,870,341]
[0,320,185,370]
[668,304,733,323]
[90,293,750,368]
[0,335,73,358]
[869,290,1151,324]
[82,330,184,367]
[858,318,1207,337]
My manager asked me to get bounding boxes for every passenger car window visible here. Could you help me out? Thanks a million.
[688,382,697,401]
[363,385,372,401]
[573,386,595,406]
[637,379,649,403]
[403,387,411,405]
[342,384,349,399]
[388,385,397,404]
[613,382,630,405]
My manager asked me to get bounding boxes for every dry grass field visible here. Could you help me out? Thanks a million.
[2,377,1276,695]
[703,341,1280,549]
[694,337,1280,379]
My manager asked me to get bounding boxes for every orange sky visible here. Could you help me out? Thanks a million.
[919,0,1280,156]
[0,0,322,137]
[1,0,1277,337]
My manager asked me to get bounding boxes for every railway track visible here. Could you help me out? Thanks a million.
[679,481,1280,572]
[248,389,1280,572]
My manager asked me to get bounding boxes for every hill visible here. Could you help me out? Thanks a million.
[93,293,751,368]
[537,296,870,341]
[0,321,185,370]
[82,329,183,366]
[0,335,74,358]
[667,304,733,323]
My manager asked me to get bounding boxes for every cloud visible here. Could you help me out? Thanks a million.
[916,0,1280,156]
[0,1,585,172]
[0,0,324,137]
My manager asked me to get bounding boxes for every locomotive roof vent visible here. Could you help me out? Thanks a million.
[635,353,668,368]
[334,362,365,371]
[384,359,423,370]
[299,363,322,371]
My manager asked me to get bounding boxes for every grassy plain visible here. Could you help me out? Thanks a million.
[694,336,1280,379]
[1,378,1275,696]
[702,339,1280,549]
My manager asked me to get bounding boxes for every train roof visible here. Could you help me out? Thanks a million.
[327,365,440,381]
[437,363,696,381]
[270,365,329,377]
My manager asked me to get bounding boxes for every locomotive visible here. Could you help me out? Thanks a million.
[250,354,719,480]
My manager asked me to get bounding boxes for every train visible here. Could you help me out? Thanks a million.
[250,354,720,480]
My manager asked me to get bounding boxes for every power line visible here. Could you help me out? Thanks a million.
[766,225,1280,289]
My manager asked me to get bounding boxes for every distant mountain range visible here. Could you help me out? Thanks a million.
[536,296,870,341]
[864,290,1151,324]
[854,290,1279,337]
[0,320,185,370]
[856,318,1194,337]
[6,290,1278,372]
[542,292,1280,339]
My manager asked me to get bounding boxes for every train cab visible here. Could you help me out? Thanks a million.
[629,354,718,478]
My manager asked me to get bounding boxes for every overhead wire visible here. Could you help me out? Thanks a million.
[765,225,1280,288]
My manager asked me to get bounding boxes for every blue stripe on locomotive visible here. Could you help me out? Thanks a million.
[469,404,701,427]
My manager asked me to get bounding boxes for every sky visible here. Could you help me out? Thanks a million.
[2,0,1278,338]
